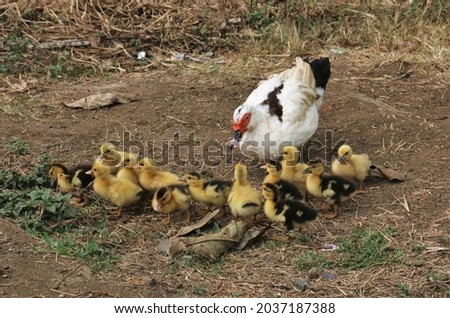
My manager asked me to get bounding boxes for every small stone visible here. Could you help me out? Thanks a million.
[293,278,308,291]
[2,274,9,278]
[149,278,157,286]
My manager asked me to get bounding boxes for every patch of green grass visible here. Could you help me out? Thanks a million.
[183,255,225,276]
[261,240,287,251]
[337,227,403,270]
[397,282,411,298]
[6,139,30,155]
[42,230,118,272]
[293,251,334,272]
[192,286,206,296]
[293,227,403,272]
[426,272,450,296]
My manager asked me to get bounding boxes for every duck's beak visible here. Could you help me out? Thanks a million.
[177,177,185,182]
[302,168,311,175]
[85,170,92,175]
[233,130,242,142]
[273,154,284,161]
[338,156,347,164]
[115,161,124,168]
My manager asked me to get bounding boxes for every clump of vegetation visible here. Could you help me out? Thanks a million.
[293,227,403,272]
[6,139,30,155]
[0,154,117,272]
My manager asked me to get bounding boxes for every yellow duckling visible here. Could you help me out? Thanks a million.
[181,172,233,209]
[137,157,181,191]
[262,183,317,231]
[87,162,144,217]
[48,163,93,191]
[331,144,371,192]
[263,160,304,201]
[228,163,261,220]
[304,159,356,219]
[152,185,192,224]
[115,152,140,185]
[96,142,127,175]
[56,173,77,193]
[275,146,308,198]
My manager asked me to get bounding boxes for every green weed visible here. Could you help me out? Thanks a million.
[337,227,403,270]
[183,255,225,276]
[6,139,30,155]
[293,251,334,271]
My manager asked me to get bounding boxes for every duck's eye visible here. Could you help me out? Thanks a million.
[245,115,249,120]
[125,159,130,162]
[284,152,288,155]
[344,152,348,155]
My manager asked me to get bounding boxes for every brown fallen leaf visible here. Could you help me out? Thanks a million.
[169,220,249,260]
[63,92,137,110]
[368,164,407,182]
[236,223,271,250]
[172,209,220,238]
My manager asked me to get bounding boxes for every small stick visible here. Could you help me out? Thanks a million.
[52,264,84,290]
[164,116,187,125]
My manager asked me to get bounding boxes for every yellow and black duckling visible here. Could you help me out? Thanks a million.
[152,185,192,224]
[304,159,356,219]
[262,183,317,231]
[181,172,232,212]
[228,163,261,220]
[331,144,371,192]
[115,152,140,185]
[263,160,304,201]
[48,163,93,191]
[137,157,181,191]
[87,162,144,217]
[275,146,309,198]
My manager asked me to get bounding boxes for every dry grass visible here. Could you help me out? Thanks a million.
[0,0,448,87]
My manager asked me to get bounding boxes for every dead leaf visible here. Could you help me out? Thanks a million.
[169,220,249,260]
[173,209,220,238]
[369,164,407,182]
[155,239,172,256]
[63,92,137,110]
[236,224,271,250]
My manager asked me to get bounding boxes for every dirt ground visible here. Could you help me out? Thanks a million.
[1,55,449,298]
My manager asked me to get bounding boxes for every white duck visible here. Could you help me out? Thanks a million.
[228,57,331,160]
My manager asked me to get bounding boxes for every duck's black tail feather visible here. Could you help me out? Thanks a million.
[308,57,331,90]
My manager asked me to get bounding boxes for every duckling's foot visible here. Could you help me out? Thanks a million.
[215,208,226,219]
[322,205,338,219]
[163,214,173,225]
[181,211,191,224]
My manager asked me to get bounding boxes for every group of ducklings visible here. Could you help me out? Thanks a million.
[48,142,371,232]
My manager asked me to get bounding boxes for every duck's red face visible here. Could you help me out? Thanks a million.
[232,112,252,137]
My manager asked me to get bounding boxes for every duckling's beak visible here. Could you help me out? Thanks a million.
[115,161,124,168]
[273,154,284,161]
[302,168,311,175]
[85,170,92,175]
[337,156,347,164]
[177,177,185,182]
[98,153,106,160]
[260,164,267,169]
[50,179,56,187]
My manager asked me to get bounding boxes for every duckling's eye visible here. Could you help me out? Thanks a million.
[344,152,348,155]
[284,152,288,155]
[125,159,130,162]
[105,149,110,153]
